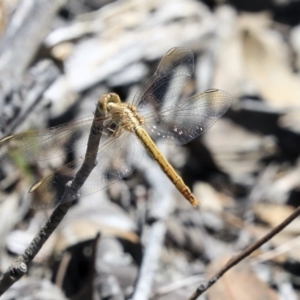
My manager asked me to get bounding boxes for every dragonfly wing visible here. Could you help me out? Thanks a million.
[28,159,80,209]
[80,130,144,198]
[28,130,145,209]
[0,116,96,162]
[133,47,194,112]
[143,89,232,145]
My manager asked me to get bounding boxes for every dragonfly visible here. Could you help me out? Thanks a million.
[0,47,231,209]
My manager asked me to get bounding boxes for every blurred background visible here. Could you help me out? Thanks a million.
[1,0,300,299]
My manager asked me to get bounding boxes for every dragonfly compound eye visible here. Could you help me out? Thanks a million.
[98,94,109,114]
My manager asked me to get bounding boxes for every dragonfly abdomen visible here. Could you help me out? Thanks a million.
[135,126,198,207]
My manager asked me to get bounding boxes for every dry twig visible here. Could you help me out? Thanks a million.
[188,205,300,300]
[130,147,174,300]
[0,98,104,295]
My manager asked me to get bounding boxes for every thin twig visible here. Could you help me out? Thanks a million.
[55,251,72,288]
[91,233,101,300]
[71,233,101,300]
[151,274,204,298]
[250,235,300,265]
[188,205,300,300]
[0,98,104,295]
[130,145,174,300]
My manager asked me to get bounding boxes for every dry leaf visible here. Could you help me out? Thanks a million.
[203,119,276,177]
[193,182,224,212]
[214,9,300,108]
[206,256,278,300]
[254,203,300,235]
[240,13,300,108]
[54,220,139,254]
[250,225,300,263]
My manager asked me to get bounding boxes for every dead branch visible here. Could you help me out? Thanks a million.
[0,97,104,295]
[188,205,300,300]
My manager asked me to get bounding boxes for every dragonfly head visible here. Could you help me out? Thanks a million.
[98,93,121,114]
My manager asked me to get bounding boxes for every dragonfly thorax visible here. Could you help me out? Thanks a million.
[99,92,144,132]
[108,102,145,132]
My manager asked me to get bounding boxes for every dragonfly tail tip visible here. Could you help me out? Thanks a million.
[189,197,199,208]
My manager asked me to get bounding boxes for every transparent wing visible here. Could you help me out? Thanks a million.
[0,116,98,162]
[133,47,194,112]
[28,129,145,209]
[80,130,144,198]
[143,89,232,145]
